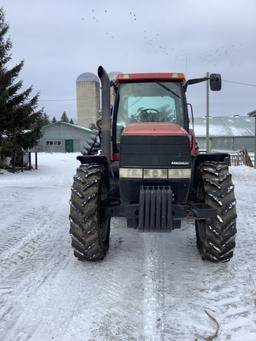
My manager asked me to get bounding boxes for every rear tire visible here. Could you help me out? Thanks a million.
[69,164,110,261]
[195,161,237,262]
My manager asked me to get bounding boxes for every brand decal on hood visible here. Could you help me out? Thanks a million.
[171,161,190,165]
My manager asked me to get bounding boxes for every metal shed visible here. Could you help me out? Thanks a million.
[194,116,255,151]
[38,122,96,153]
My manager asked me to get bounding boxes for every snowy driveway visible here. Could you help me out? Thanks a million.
[0,153,256,341]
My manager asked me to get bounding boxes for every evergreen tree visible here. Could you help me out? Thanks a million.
[69,118,74,124]
[0,8,44,166]
[61,111,69,123]
[52,116,57,123]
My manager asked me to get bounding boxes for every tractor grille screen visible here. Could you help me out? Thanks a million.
[119,135,191,167]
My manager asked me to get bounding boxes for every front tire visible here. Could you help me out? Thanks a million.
[196,161,237,262]
[69,164,110,261]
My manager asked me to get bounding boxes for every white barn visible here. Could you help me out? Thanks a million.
[37,122,96,153]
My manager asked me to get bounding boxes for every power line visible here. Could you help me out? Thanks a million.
[39,98,76,102]
[38,78,256,103]
[223,79,256,87]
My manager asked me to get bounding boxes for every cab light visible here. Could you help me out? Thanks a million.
[117,74,129,80]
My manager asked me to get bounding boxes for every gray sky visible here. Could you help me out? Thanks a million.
[1,0,256,120]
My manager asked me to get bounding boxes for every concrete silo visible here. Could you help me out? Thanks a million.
[76,72,100,128]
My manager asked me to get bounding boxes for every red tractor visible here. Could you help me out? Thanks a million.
[69,66,237,262]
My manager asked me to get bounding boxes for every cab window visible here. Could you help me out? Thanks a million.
[116,81,184,143]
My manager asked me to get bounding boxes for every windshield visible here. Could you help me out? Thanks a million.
[116,81,185,142]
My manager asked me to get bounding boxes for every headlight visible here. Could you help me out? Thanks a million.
[119,168,143,178]
[168,169,191,179]
[119,168,191,179]
[143,169,168,179]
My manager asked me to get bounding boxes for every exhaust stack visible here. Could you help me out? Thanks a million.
[98,66,111,160]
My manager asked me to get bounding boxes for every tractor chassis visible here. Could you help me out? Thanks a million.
[76,155,219,232]
[106,199,217,232]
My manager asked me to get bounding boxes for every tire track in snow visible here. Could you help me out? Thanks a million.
[0,154,78,341]
[143,234,167,341]
[86,220,145,341]
[2,221,144,341]
[193,174,256,340]
[0,208,41,255]
[0,198,72,341]
[141,228,208,341]
[198,266,256,339]
[0,207,54,274]
[0,187,36,255]
[0,186,63,256]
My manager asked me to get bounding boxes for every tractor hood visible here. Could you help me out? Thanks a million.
[122,123,189,137]
[119,122,191,204]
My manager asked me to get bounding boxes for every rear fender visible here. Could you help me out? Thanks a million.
[195,153,230,167]
[192,152,230,188]
[76,155,111,187]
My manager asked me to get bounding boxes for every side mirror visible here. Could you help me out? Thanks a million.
[187,103,194,131]
[210,73,222,91]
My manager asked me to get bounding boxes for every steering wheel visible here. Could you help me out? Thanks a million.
[137,108,160,122]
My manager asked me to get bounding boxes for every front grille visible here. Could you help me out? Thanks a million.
[120,135,191,167]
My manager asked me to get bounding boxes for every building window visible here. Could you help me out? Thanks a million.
[46,140,62,146]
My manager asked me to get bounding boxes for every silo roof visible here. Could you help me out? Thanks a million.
[76,72,99,82]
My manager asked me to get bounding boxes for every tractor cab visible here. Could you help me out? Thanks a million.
[112,73,188,150]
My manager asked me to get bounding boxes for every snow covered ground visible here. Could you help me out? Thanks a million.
[0,153,256,341]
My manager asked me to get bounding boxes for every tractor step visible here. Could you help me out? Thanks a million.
[138,186,175,232]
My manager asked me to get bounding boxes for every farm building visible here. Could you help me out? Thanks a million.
[37,122,96,153]
[194,116,255,151]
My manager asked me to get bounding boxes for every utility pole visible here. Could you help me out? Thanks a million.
[254,116,256,168]
[206,72,210,153]
[255,116,256,168]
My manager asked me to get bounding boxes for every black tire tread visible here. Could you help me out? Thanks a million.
[69,163,110,261]
[196,161,237,262]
